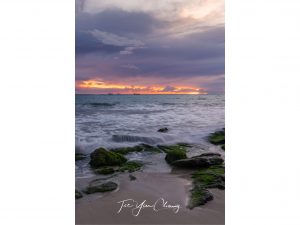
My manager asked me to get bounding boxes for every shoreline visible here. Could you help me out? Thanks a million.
[76,170,224,224]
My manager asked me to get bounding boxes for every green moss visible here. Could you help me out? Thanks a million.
[192,165,225,189]
[158,144,186,153]
[111,144,161,155]
[221,144,225,150]
[85,181,118,194]
[188,186,213,209]
[89,148,127,168]
[208,130,225,145]
[118,161,143,173]
[94,167,115,175]
[158,145,187,164]
[75,153,86,161]
[75,189,82,199]
[177,142,193,147]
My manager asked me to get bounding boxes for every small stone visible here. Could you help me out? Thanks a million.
[85,181,118,194]
[158,127,169,133]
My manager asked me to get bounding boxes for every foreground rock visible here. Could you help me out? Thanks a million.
[94,167,115,175]
[172,152,223,168]
[85,181,118,194]
[188,164,225,208]
[192,165,225,189]
[158,145,187,164]
[157,127,168,133]
[188,186,213,209]
[89,148,127,168]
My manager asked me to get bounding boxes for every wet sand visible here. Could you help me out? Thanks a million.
[76,171,224,225]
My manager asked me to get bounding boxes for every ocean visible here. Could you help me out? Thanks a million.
[76,94,224,177]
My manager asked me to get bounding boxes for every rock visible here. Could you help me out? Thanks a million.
[172,153,223,168]
[221,144,225,150]
[188,186,213,209]
[111,144,161,155]
[94,167,115,175]
[208,130,225,145]
[75,189,82,199]
[159,145,187,164]
[85,181,118,194]
[157,127,168,133]
[192,165,225,189]
[129,174,136,181]
[89,148,127,168]
[177,142,193,147]
[75,153,86,161]
[118,161,143,173]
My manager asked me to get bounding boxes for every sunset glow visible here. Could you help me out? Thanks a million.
[76,80,207,94]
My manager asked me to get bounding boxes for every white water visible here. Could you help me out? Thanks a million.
[76,94,224,154]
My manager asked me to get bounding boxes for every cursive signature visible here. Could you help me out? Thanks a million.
[117,198,181,216]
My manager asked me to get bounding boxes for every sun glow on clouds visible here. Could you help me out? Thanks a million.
[76,79,206,95]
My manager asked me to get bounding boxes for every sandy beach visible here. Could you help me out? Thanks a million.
[76,171,224,225]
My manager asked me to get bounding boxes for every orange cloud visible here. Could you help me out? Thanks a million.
[76,79,207,95]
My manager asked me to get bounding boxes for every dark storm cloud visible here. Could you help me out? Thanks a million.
[75,3,224,94]
[76,10,164,35]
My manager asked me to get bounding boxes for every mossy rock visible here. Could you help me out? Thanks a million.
[75,153,86,161]
[118,161,143,173]
[157,127,168,132]
[89,148,127,168]
[85,181,118,194]
[75,189,82,199]
[192,165,225,189]
[158,145,187,164]
[188,186,213,209]
[208,130,225,145]
[172,153,223,168]
[177,142,193,147]
[158,144,186,153]
[94,167,115,175]
[111,144,161,155]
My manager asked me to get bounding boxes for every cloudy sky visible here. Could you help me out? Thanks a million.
[76,0,224,94]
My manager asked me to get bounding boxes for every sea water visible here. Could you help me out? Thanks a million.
[76,94,224,177]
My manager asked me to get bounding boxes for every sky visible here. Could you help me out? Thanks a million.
[76,0,224,94]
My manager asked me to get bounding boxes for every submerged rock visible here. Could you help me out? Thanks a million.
[89,148,127,168]
[172,153,223,168]
[208,129,225,145]
[75,189,82,199]
[159,145,187,164]
[157,127,168,133]
[111,144,161,155]
[75,153,86,161]
[85,181,118,194]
